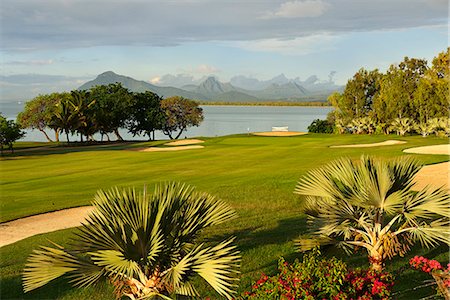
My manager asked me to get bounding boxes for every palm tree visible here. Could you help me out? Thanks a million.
[389,118,413,136]
[52,98,77,143]
[23,183,241,299]
[414,121,435,137]
[429,117,450,137]
[294,156,450,271]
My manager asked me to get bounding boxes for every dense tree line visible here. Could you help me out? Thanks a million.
[326,48,449,136]
[17,83,204,143]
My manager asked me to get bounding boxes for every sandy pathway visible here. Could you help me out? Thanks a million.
[403,144,450,155]
[165,139,204,146]
[0,206,94,247]
[140,145,204,152]
[413,162,449,191]
[252,131,308,137]
[330,140,406,148]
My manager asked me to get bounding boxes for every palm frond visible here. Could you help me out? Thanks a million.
[23,245,81,292]
[164,238,240,300]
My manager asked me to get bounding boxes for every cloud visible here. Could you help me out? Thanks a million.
[265,0,330,19]
[0,74,92,101]
[196,64,220,73]
[0,0,447,52]
[230,34,339,55]
[149,76,161,84]
[5,59,54,66]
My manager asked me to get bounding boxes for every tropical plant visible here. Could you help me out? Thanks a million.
[88,83,134,141]
[70,90,96,142]
[0,114,25,154]
[429,117,450,137]
[160,96,204,140]
[17,93,69,142]
[389,118,413,136]
[307,119,333,133]
[294,156,450,271]
[51,97,79,143]
[410,256,450,299]
[23,182,241,299]
[240,249,394,300]
[414,120,435,137]
[127,91,164,140]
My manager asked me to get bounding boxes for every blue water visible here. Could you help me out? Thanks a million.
[1,102,332,142]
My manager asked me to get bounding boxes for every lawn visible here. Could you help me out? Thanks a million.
[0,133,448,299]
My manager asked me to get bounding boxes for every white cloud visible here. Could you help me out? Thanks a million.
[149,76,161,84]
[265,0,330,19]
[196,64,220,73]
[230,34,339,55]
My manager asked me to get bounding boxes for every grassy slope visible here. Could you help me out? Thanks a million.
[0,134,448,299]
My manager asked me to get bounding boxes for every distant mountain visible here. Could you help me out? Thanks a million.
[78,71,207,99]
[252,82,308,100]
[230,73,342,96]
[78,71,341,102]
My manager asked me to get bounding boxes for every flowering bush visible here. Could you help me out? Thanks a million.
[409,256,450,299]
[239,249,394,300]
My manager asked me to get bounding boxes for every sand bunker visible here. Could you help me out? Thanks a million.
[140,145,204,152]
[403,144,450,155]
[412,162,449,191]
[330,140,406,148]
[252,131,308,137]
[165,139,204,146]
[0,206,94,247]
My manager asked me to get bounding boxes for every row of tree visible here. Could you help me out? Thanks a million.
[17,83,204,143]
[327,48,449,135]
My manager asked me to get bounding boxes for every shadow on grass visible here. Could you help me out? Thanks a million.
[207,215,308,253]
[0,141,156,158]
[1,275,115,300]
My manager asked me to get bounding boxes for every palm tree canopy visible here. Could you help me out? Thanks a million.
[23,182,240,299]
[294,156,450,258]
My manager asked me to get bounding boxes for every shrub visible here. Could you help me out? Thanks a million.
[307,119,334,133]
[239,249,394,300]
[410,256,450,299]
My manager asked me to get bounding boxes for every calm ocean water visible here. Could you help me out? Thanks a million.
[1,102,333,142]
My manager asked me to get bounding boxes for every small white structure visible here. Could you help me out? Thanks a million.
[272,126,289,132]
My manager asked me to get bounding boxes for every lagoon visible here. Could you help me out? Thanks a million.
[2,103,333,142]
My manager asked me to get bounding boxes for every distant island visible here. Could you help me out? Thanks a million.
[79,71,341,103]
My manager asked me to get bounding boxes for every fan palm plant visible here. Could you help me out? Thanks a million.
[389,118,413,136]
[294,156,450,271]
[429,117,450,137]
[414,121,435,137]
[23,182,240,299]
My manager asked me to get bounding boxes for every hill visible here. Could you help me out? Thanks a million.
[78,71,207,99]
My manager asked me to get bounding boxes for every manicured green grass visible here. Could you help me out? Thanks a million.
[0,134,448,299]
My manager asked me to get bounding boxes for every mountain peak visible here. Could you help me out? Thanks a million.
[98,71,118,77]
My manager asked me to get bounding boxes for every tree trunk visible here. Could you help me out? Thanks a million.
[66,131,70,143]
[114,129,123,141]
[174,128,185,140]
[152,130,155,141]
[369,251,383,272]
[39,129,53,142]
[80,133,84,143]
[54,129,60,142]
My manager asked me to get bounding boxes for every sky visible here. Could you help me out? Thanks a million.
[0,0,448,101]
